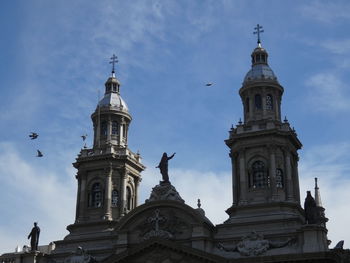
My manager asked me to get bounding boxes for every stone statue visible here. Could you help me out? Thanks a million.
[304,191,317,224]
[28,222,40,251]
[156,152,175,183]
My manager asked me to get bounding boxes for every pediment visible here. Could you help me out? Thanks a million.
[104,238,224,263]
[114,200,214,242]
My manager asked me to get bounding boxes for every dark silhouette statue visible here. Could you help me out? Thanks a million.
[28,222,40,251]
[156,152,175,183]
[304,191,317,224]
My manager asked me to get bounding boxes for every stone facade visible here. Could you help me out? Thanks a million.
[1,43,349,263]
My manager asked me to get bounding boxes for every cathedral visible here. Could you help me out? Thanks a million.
[1,30,350,263]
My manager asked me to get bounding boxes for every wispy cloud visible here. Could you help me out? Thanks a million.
[140,165,232,224]
[300,1,350,24]
[305,72,350,112]
[321,39,350,55]
[0,142,76,253]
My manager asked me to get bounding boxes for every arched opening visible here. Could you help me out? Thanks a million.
[276,169,284,188]
[245,97,250,113]
[111,189,118,207]
[101,121,107,136]
[112,121,118,135]
[255,94,262,109]
[252,161,269,188]
[91,183,102,208]
[266,94,273,110]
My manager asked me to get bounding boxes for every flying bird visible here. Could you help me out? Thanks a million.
[29,132,39,140]
[205,83,213,86]
[81,134,88,141]
[36,150,43,157]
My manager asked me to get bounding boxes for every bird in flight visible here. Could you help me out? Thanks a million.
[36,150,43,157]
[81,134,88,141]
[29,132,39,140]
[205,83,213,86]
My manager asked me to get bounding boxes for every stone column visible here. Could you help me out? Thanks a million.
[294,155,301,203]
[262,92,267,118]
[249,94,254,120]
[78,174,87,221]
[285,152,294,201]
[107,116,112,142]
[230,151,237,205]
[120,172,127,214]
[75,175,81,222]
[238,151,247,205]
[269,148,278,200]
[275,96,280,120]
[104,166,112,219]
[134,178,140,206]
[119,123,124,146]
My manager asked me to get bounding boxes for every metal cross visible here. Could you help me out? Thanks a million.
[109,54,118,73]
[253,24,264,44]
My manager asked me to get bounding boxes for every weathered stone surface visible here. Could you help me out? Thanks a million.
[146,182,184,203]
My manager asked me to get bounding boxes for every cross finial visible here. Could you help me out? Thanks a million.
[109,54,118,74]
[253,24,264,45]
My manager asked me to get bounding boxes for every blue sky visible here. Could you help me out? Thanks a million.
[1,0,350,253]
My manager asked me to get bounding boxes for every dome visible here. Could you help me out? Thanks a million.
[243,64,278,83]
[98,92,129,112]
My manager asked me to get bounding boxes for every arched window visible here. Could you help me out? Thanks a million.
[101,121,107,136]
[255,94,262,109]
[112,121,118,135]
[126,187,132,210]
[276,169,283,188]
[112,84,117,92]
[92,183,102,208]
[111,190,118,207]
[245,97,250,113]
[252,161,269,188]
[266,94,273,110]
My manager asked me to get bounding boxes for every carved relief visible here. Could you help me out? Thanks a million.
[138,209,189,240]
[218,231,295,256]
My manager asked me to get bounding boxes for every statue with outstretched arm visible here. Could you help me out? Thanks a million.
[156,152,176,183]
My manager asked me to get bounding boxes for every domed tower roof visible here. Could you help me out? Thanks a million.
[243,43,278,84]
[98,75,129,112]
[239,25,284,124]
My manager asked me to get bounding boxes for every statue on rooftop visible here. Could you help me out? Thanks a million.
[28,222,40,251]
[156,152,175,183]
[304,191,317,224]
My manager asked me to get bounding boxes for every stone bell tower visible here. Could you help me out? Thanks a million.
[67,55,145,237]
[218,25,329,254]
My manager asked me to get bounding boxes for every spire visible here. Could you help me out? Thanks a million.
[314,177,323,207]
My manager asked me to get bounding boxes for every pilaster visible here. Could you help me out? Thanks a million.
[104,165,113,219]
[238,151,247,205]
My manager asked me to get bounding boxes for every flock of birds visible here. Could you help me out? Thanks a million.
[29,132,43,157]
[28,83,214,157]
[27,83,214,157]
[29,132,88,157]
